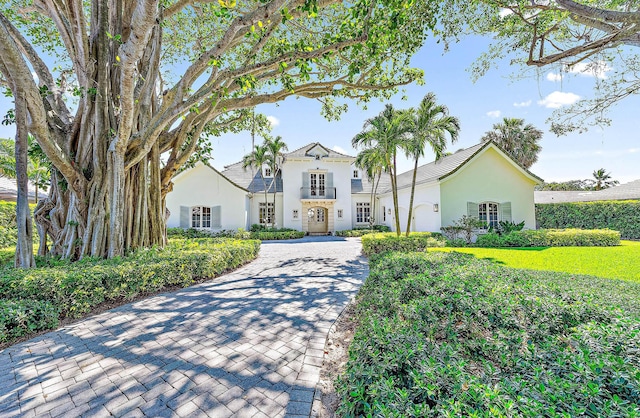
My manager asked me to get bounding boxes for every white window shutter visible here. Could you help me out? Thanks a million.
[467,202,479,219]
[212,206,222,228]
[180,206,190,228]
[501,202,512,223]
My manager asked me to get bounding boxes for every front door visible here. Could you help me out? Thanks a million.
[308,207,328,234]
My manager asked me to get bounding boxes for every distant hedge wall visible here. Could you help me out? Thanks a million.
[536,200,640,240]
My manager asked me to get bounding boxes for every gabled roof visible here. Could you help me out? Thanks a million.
[173,162,250,192]
[285,142,354,159]
[535,179,640,204]
[374,141,542,195]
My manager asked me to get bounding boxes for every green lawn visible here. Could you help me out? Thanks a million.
[432,240,640,283]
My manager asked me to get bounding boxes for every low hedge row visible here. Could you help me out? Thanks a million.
[475,228,621,247]
[361,232,445,256]
[250,230,305,240]
[167,227,304,240]
[338,251,640,416]
[0,299,60,343]
[0,238,260,343]
[536,200,640,239]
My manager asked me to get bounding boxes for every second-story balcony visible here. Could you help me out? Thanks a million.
[300,187,337,200]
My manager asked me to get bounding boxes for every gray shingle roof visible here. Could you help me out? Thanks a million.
[0,176,48,202]
[220,162,283,193]
[535,179,640,204]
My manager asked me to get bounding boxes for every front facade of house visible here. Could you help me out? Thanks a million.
[165,142,542,234]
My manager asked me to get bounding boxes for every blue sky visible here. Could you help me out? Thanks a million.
[1,35,637,184]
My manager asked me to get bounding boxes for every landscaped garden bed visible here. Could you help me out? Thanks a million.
[337,250,640,416]
[0,238,260,346]
[361,232,446,256]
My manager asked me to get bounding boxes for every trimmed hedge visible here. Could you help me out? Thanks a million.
[0,238,260,344]
[336,225,392,237]
[475,228,621,247]
[0,299,59,343]
[361,232,445,256]
[536,200,640,239]
[250,230,305,240]
[338,251,640,417]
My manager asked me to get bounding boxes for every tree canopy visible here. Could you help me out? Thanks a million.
[481,117,543,169]
[457,0,640,134]
[0,0,445,259]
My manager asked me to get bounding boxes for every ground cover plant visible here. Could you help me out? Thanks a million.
[0,238,260,345]
[338,251,640,417]
[361,232,446,256]
[433,240,640,283]
[168,226,304,240]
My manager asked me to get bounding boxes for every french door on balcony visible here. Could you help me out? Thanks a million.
[310,173,325,197]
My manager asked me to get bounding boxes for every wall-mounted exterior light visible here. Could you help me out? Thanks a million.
[433,204,439,212]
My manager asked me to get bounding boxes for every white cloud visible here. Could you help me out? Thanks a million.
[537,91,581,109]
[486,110,501,118]
[628,148,640,153]
[546,72,562,82]
[499,8,513,18]
[266,115,280,127]
[332,145,347,154]
[564,61,612,79]
[513,100,532,108]
[31,71,39,83]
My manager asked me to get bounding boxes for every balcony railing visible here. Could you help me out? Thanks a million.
[300,187,337,199]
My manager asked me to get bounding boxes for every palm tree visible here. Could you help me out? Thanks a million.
[592,168,619,190]
[481,117,543,169]
[352,104,412,236]
[242,144,272,224]
[265,136,288,227]
[355,146,387,227]
[404,93,460,236]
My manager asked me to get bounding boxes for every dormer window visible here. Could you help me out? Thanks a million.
[353,170,359,178]
[315,155,321,160]
[264,167,272,177]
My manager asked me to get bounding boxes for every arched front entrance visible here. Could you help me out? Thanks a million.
[307,206,328,235]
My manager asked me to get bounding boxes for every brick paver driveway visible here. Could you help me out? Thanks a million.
[0,236,367,417]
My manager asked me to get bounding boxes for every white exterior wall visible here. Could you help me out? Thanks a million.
[376,182,441,233]
[166,162,248,230]
[439,147,538,229]
[281,159,353,232]
[250,193,284,227]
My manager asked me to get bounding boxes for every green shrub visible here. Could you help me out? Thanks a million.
[335,229,378,237]
[0,299,59,343]
[475,228,621,247]
[338,251,640,417]
[249,230,305,240]
[166,227,250,239]
[536,200,640,239]
[361,232,446,256]
[0,201,38,249]
[0,238,260,343]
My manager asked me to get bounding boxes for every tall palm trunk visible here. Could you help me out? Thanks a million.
[391,152,401,236]
[405,157,419,236]
[372,171,381,226]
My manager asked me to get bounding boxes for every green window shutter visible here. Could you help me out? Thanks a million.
[501,202,512,223]
[467,202,479,219]
[180,206,190,228]
[211,206,221,228]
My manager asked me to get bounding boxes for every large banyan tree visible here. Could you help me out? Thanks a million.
[0,0,440,261]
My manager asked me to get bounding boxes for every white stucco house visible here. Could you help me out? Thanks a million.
[166,141,543,234]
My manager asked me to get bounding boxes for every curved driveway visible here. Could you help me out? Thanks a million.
[0,236,367,418]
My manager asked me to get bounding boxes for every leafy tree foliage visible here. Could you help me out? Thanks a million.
[0,0,444,260]
[481,117,542,169]
[457,0,640,133]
